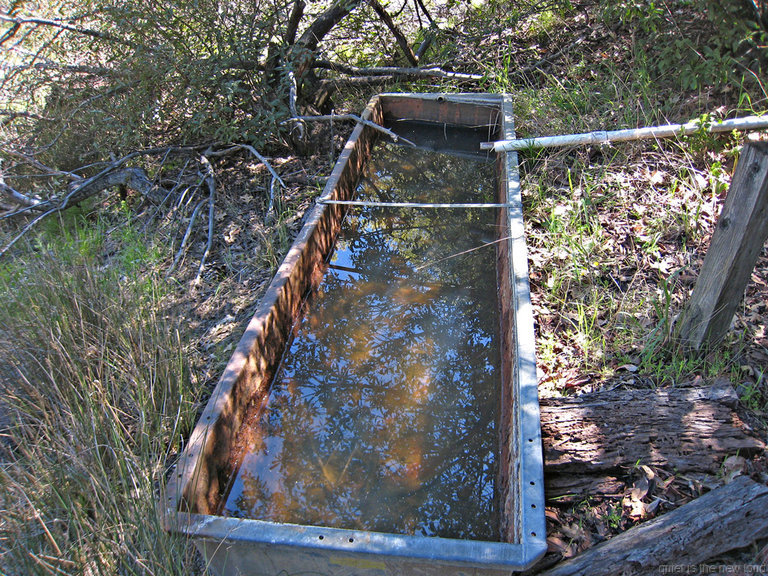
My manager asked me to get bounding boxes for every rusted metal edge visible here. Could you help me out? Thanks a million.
[164,93,547,574]
[499,93,547,563]
[163,95,382,523]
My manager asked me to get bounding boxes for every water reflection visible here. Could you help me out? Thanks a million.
[223,144,501,541]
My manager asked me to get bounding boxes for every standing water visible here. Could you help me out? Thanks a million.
[222,141,501,541]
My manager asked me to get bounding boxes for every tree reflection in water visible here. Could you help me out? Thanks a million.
[223,144,501,541]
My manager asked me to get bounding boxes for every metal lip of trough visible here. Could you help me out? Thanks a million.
[163,92,546,575]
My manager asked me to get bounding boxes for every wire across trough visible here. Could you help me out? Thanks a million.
[164,93,546,575]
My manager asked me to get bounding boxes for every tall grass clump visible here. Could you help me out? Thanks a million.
[0,222,201,575]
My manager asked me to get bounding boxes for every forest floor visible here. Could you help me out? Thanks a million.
[125,2,768,570]
[2,0,768,573]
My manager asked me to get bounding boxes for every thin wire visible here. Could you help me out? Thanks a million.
[414,235,513,271]
[318,199,515,208]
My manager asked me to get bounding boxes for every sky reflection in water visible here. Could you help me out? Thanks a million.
[223,144,501,541]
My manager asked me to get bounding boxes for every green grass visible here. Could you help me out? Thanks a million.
[508,0,768,396]
[0,217,201,575]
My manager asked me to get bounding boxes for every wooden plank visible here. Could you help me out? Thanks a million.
[538,475,768,576]
[540,380,765,500]
[676,141,768,350]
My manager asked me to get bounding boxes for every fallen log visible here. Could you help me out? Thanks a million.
[541,379,765,499]
[538,475,768,576]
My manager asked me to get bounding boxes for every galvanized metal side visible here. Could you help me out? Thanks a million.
[186,514,534,576]
[498,94,547,563]
[166,93,547,575]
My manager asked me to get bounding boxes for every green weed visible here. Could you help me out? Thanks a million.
[0,219,200,574]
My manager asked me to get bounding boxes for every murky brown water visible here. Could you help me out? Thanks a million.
[222,143,501,541]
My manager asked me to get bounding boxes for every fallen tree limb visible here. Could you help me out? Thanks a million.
[541,379,765,499]
[0,179,40,209]
[539,475,768,576]
[0,166,164,257]
[287,114,416,147]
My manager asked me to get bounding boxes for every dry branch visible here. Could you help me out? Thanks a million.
[284,0,306,44]
[314,60,484,81]
[539,475,768,576]
[0,13,137,48]
[293,0,364,76]
[0,166,164,257]
[288,114,416,147]
[0,178,40,208]
[413,0,437,27]
[167,198,207,276]
[365,0,418,65]
[194,157,216,285]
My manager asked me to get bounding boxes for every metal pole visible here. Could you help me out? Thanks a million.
[480,115,768,152]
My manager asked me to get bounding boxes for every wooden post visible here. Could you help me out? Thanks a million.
[675,141,768,351]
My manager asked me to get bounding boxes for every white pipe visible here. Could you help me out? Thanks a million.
[480,115,768,152]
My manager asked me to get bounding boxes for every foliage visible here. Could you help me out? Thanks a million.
[0,0,767,572]
[0,216,200,574]
[1,0,292,168]
[599,0,767,92]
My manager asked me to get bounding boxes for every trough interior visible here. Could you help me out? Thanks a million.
[171,94,524,548]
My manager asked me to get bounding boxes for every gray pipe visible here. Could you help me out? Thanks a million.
[481,115,768,152]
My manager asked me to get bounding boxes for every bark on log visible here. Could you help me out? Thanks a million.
[539,475,768,576]
[541,380,765,500]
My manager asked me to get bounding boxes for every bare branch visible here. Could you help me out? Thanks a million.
[0,110,56,126]
[167,197,207,276]
[0,181,42,209]
[0,166,164,257]
[294,0,364,76]
[194,156,216,285]
[0,21,20,46]
[205,144,286,188]
[1,149,82,181]
[0,13,137,48]
[413,0,437,27]
[415,26,437,60]
[284,0,306,45]
[313,60,483,81]
[66,167,164,205]
[365,0,418,65]
[287,113,416,147]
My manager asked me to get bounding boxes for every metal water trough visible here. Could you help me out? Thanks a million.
[164,93,546,575]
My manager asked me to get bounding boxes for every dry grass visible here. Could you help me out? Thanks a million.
[0,219,201,575]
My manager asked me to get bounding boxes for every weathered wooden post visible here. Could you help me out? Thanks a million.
[675,141,768,351]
